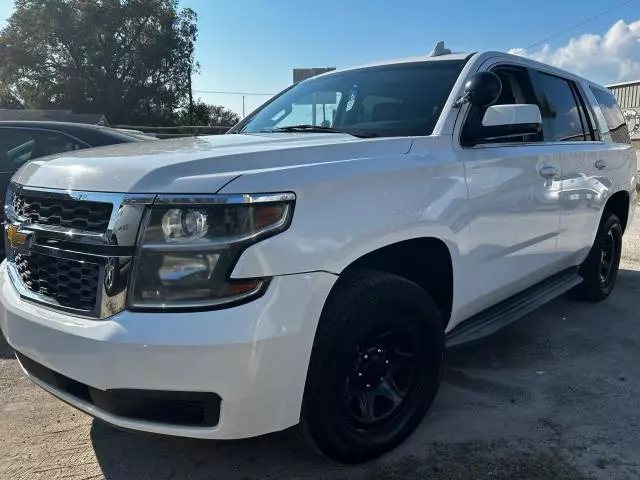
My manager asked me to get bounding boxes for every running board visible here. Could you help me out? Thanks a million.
[446,268,583,348]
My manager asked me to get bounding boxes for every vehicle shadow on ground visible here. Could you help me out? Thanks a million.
[86,269,640,479]
[90,423,334,479]
[0,331,13,358]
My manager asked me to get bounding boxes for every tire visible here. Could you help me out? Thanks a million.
[570,211,623,302]
[300,270,445,463]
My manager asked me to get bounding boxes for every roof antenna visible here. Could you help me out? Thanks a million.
[429,41,451,57]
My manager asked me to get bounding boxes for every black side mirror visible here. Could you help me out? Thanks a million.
[464,72,502,107]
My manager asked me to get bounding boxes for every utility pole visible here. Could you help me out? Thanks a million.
[242,95,246,118]
[188,64,194,125]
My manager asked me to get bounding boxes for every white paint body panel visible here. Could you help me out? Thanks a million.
[225,135,466,282]
[12,133,412,193]
[1,51,637,439]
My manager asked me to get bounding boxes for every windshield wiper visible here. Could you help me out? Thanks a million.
[264,125,378,138]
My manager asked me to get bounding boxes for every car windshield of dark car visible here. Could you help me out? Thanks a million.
[236,60,466,138]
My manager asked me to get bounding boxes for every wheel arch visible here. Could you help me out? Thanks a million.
[332,237,455,328]
[604,190,630,233]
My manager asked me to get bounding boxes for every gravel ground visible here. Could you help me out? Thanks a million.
[1,207,640,480]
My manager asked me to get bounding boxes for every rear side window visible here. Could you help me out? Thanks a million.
[589,87,631,144]
[532,72,586,142]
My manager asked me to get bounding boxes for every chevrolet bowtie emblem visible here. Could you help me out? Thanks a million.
[5,224,30,250]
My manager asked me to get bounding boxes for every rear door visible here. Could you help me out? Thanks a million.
[587,86,636,196]
[527,73,631,264]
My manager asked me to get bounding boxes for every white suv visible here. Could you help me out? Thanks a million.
[0,47,637,463]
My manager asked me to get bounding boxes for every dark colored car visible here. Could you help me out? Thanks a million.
[0,121,153,253]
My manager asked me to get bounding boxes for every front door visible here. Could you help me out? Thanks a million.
[453,63,563,320]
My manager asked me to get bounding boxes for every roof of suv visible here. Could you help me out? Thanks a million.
[331,52,473,75]
[324,50,604,89]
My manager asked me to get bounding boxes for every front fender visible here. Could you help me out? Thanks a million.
[219,146,467,279]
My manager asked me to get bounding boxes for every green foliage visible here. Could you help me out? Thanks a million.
[208,104,241,126]
[0,89,23,108]
[176,101,240,126]
[0,0,199,125]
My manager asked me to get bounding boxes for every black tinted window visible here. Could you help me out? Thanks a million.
[572,84,599,141]
[590,87,631,144]
[238,61,467,138]
[533,73,586,142]
[0,128,84,171]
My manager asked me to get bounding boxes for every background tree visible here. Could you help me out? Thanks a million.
[176,101,240,126]
[0,0,198,125]
[0,89,23,109]
[208,105,240,126]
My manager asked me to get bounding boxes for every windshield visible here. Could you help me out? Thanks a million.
[235,60,466,138]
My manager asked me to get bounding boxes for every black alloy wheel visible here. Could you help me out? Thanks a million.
[571,211,623,302]
[301,270,445,463]
[599,228,617,290]
[344,326,418,429]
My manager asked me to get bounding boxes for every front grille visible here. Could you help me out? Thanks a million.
[13,192,113,233]
[14,253,100,311]
[7,186,152,318]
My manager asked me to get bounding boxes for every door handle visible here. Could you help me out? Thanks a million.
[595,159,607,170]
[539,165,559,179]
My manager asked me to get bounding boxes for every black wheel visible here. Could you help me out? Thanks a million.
[300,270,444,463]
[570,211,623,302]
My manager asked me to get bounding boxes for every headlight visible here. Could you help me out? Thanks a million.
[161,209,209,242]
[130,193,295,310]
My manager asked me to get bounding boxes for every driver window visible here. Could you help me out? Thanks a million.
[461,66,542,146]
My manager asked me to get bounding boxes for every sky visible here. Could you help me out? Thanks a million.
[1,0,640,117]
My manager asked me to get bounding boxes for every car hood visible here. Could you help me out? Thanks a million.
[13,133,413,193]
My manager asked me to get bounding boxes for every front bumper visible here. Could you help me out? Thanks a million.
[0,261,336,439]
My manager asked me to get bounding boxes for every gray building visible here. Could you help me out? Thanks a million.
[607,80,640,149]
